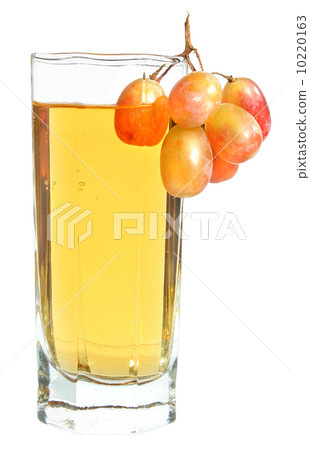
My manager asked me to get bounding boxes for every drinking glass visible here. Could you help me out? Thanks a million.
[32,53,187,433]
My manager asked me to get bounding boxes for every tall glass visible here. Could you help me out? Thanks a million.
[32,53,187,433]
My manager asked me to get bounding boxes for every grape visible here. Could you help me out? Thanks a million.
[168,72,222,128]
[210,153,239,183]
[222,78,271,139]
[114,78,169,146]
[160,125,213,197]
[205,103,263,164]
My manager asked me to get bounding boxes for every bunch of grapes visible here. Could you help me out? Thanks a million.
[114,15,271,198]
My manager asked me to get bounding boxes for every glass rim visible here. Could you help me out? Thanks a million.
[31,52,187,66]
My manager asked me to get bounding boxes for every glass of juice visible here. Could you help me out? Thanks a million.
[32,53,187,433]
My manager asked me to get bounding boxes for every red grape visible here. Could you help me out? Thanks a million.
[222,78,271,140]
[168,71,222,128]
[205,103,263,164]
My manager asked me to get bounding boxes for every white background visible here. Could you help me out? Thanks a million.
[0,0,309,448]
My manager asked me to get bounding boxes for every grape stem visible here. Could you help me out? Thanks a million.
[149,62,178,82]
[150,12,204,82]
[212,72,235,82]
[176,12,204,72]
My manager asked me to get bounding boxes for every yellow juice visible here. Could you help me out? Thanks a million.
[33,102,181,380]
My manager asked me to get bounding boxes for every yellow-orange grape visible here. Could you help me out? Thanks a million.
[114,78,169,146]
[210,153,239,183]
[160,125,213,198]
[168,71,222,128]
[205,103,263,164]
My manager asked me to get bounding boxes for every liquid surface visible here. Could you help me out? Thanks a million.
[33,103,180,380]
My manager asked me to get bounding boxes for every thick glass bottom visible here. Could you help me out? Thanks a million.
[37,345,177,434]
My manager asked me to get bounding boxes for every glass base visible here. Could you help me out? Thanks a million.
[37,345,177,434]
